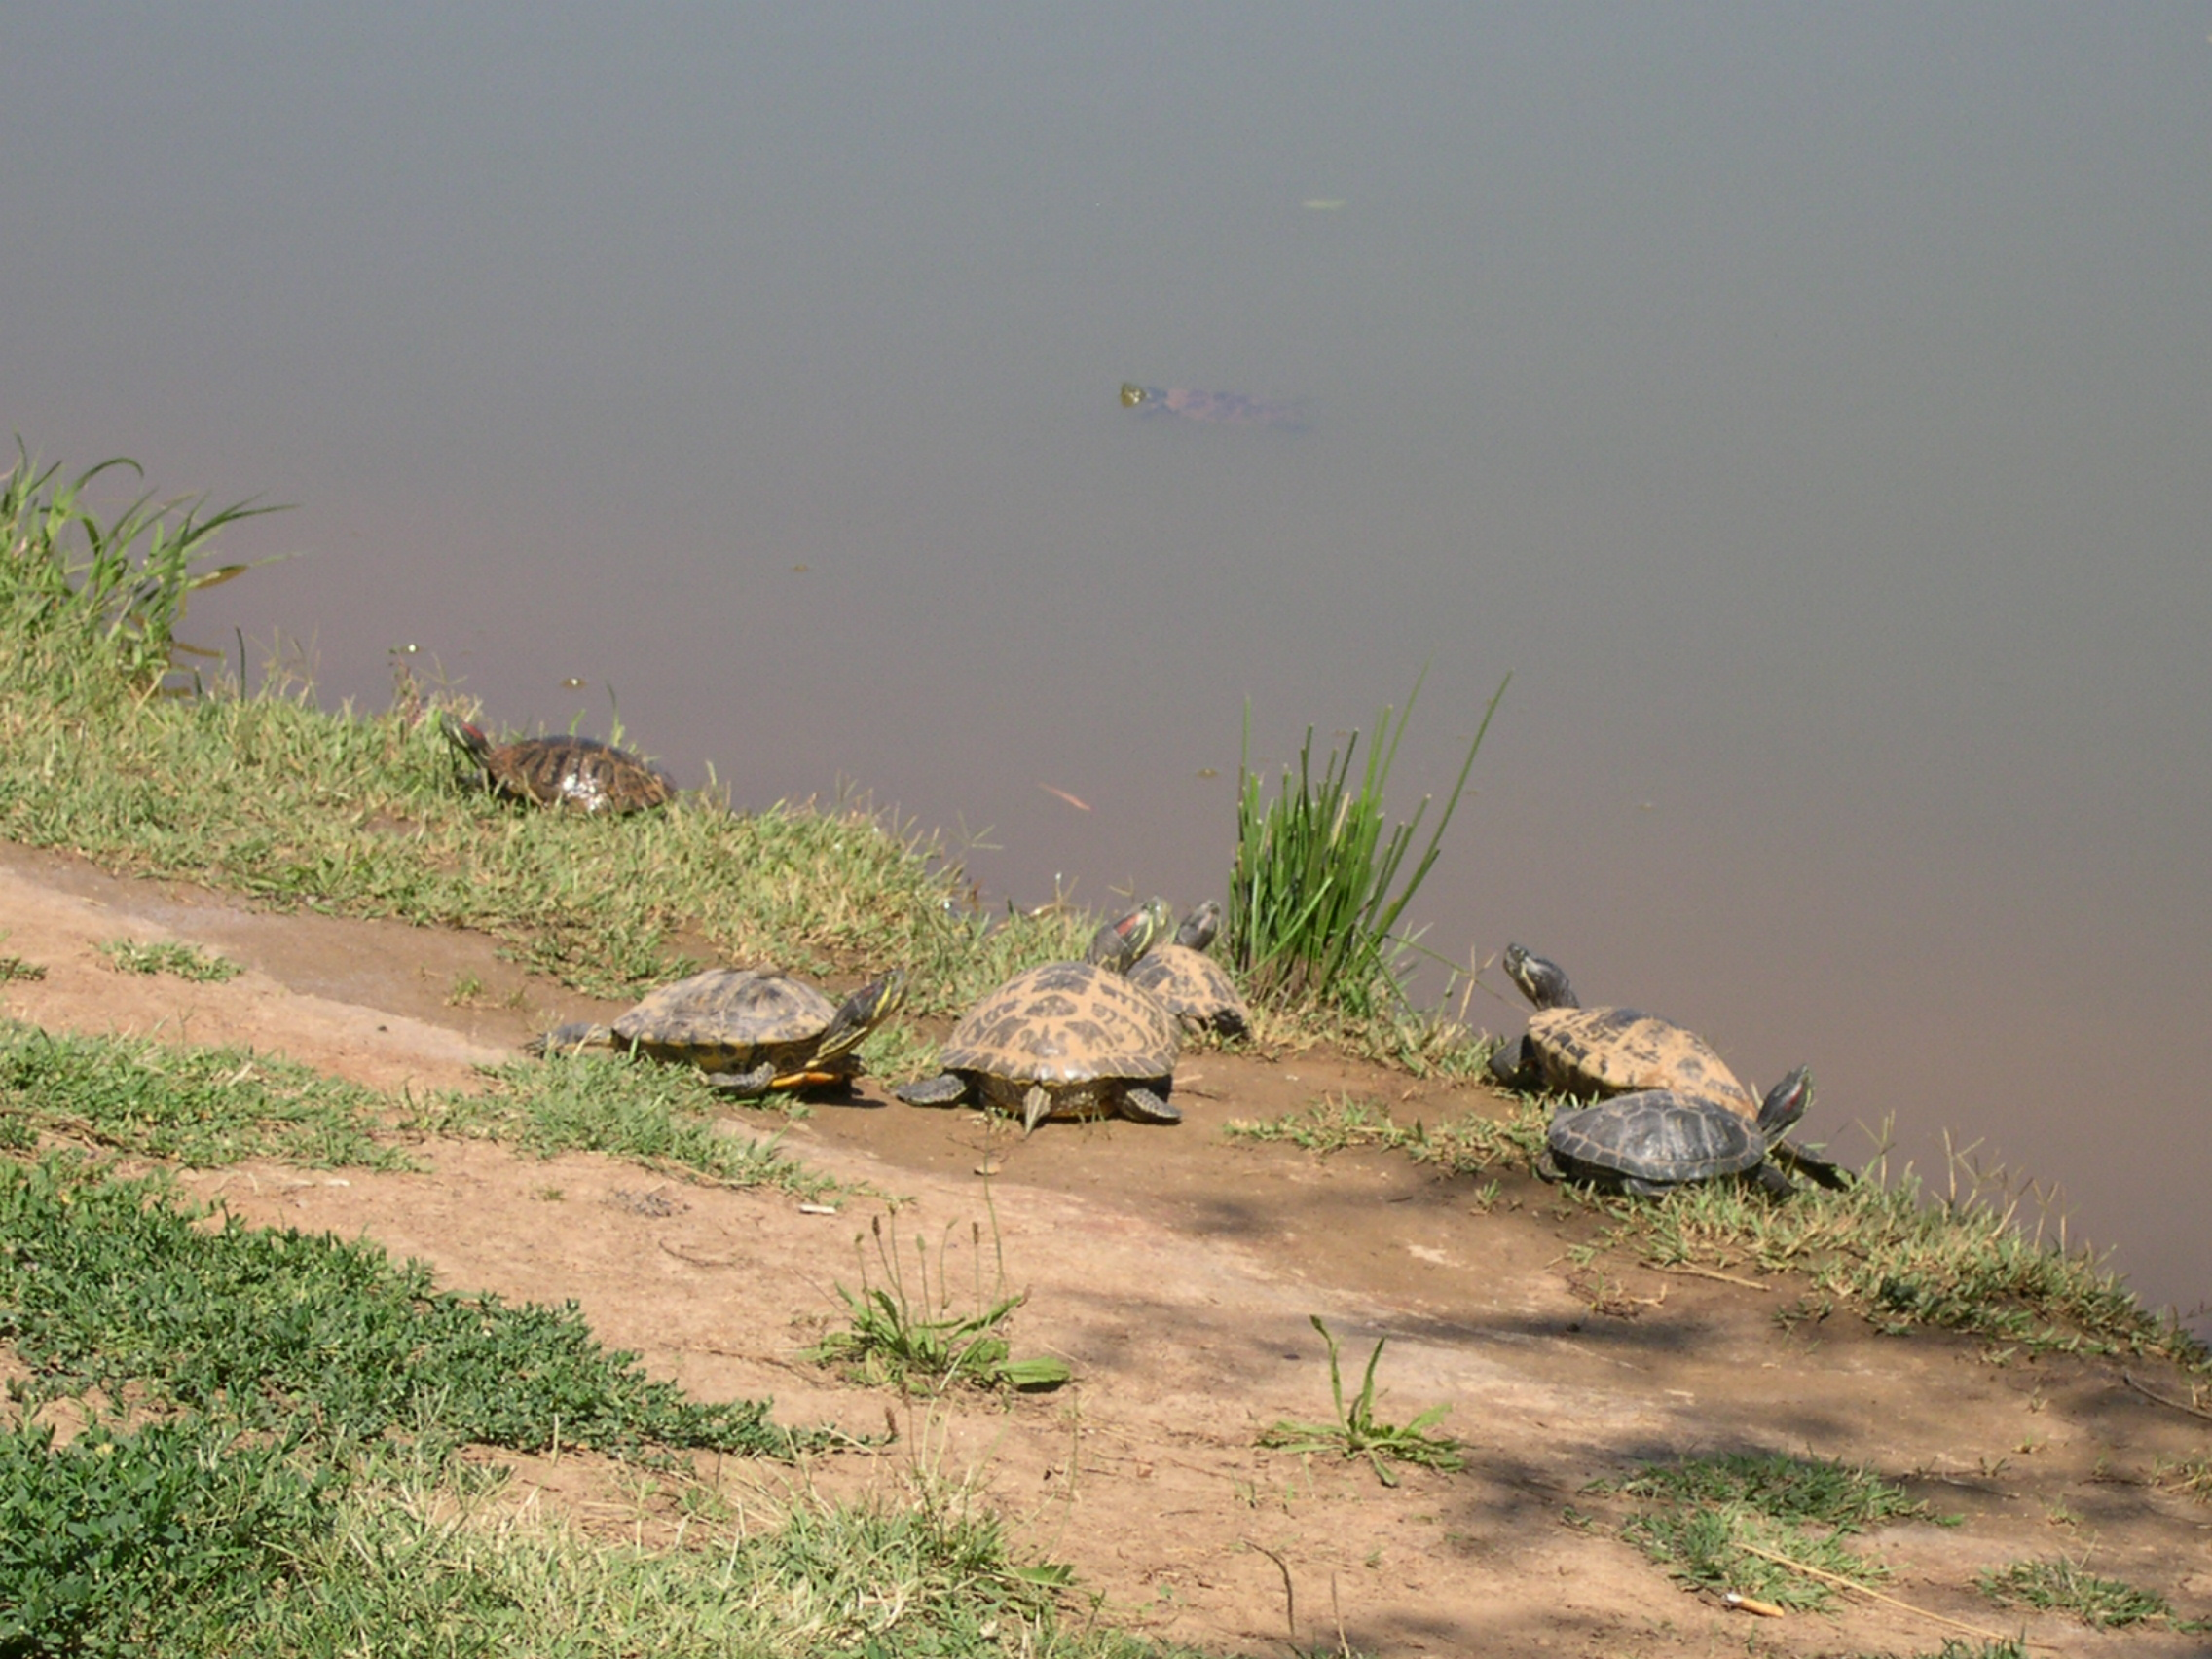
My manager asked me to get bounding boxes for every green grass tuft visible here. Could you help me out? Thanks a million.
[1258,1315,1464,1486]
[97,937,244,980]
[1977,1557,2188,1629]
[1601,1452,1936,1611]
[1225,1090,1552,1177]
[1224,670,1505,1021]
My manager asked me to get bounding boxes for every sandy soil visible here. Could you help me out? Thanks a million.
[3,837,2208,1657]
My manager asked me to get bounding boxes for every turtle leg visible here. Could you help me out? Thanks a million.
[704,1061,777,1097]
[528,1022,616,1057]
[1486,1037,1528,1088]
[1771,1137,1852,1190]
[1117,1087,1182,1125]
[895,1072,970,1108]
[1020,1085,1053,1135]
[1750,1161,1798,1198]
[1618,1176,1677,1198]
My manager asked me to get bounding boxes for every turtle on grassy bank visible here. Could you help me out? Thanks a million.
[1488,944,1768,1121]
[1126,900,1253,1039]
[1544,1066,1813,1197]
[532,968,905,1097]
[897,900,1181,1133]
[441,713,673,815]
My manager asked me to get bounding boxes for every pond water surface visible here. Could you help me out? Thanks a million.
[5,6,2207,1327]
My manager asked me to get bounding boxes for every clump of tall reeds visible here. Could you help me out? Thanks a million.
[0,441,278,696]
[1225,669,1506,1020]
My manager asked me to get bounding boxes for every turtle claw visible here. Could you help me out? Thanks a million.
[1119,1087,1181,1125]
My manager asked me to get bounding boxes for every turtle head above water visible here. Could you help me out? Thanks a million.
[1174,900,1222,954]
[1087,898,1171,973]
[1503,944,1579,1011]
[1755,1067,1811,1137]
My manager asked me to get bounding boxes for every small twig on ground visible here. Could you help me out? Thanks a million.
[1735,1541,2059,1650]
[2123,1370,2212,1421]
[1646,1262,1771,1291]
[1245,1539,1295,1642]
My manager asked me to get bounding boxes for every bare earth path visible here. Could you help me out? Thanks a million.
[3,839,2208,1656]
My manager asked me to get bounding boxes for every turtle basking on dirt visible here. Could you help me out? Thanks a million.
[1125,901,1252,1039]
[896,899,1182,1133]
[531,967,905,1096]
[1488,944,1769,1121]
[1120,383,1305,429]
[442,713,673,815]
[1543,1066,1812,1197]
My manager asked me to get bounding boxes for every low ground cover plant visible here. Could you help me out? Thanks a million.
[1597,1452,1940,1612]
[1258,1315,1464,1486]
[1977,1556,2197,1630]
[97,937,243,980]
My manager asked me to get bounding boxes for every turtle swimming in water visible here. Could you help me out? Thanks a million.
[442,713,673,815]
[1543,1066,1812,1197]
[1125,900,1253,1039]
[531,968,905,1096]
[1488,944,1767,1121]
[896,899,1181,1133]
[1120,383,1305,429]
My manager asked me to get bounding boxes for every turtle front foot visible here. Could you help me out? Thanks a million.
[1118,1088,1181,1125]
[704,1062,777,1097]
[895,1073,969,1108]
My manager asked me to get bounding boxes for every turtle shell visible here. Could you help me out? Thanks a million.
[1523,1007,1757,1120]
[1547,1090,1767,1189]
[1126,944,1251,1039]
[489,734,671,814]
[939,959,1177,1117]
[615,969,845,1072]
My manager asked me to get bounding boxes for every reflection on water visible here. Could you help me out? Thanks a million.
[3,7,2206,1328]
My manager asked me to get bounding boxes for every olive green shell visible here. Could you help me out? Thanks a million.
[615,969,856,1076]
[1523,1006,1757,1120]
[936,959,1178,1120]
[1547,1091,1768,1190]
[1126,944,1251,1038]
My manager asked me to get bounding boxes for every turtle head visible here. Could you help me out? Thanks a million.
[1755,1067,1811,1137]
[849,968,908,1031]
[1503,944,1579,1011]
[1086,899,1171,972]
[439,712,493,762]
[1174,900,1223,955]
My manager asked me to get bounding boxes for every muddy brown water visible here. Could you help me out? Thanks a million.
[5,843,2210,1656]
[5,8,2207,1330]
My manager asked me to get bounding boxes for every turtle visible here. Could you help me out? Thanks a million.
[1487,944,1766,1121]
[442,713,673,814]
[1543,1066,1812,1197]
[1125,900,1253,1039]
[896,899,1182,1133]
[1120,383,1306,429]
[530,967,905,1096]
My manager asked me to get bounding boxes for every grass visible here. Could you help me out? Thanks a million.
[1598,1452,1937,1612]
[0,1152,816,1457]
[0,953,47,982]
[1256,1315,1464,1487]
[1976,1557,2201,1630]
[97,936,243,980]
[1229,1094,2209,1372]
[1224,669,1506,1021]
[808,1212,1072,1394]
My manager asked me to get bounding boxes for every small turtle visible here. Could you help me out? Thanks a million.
[1126,900,1252,1039]
[532,967,905,1096]
[1544,1066,1812,1197]
[1120,383,1305,429]
[1488,944,1766,1121]
[442,713,673,814]
[896,899,1181,1133]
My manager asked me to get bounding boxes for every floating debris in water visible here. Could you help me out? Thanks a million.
[791,563,809,572]
[1302,198,1348,210]
[1120,383,1306,429]
[560,676,586,690]
[1039,783,1091,812]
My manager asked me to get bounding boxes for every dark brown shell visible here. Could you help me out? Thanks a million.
[614,969,842,1071]
[1524,1007,1756,1120]
[1126,944,1251,1038]
[485,735,671,814]
[940,960,1178,1086]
